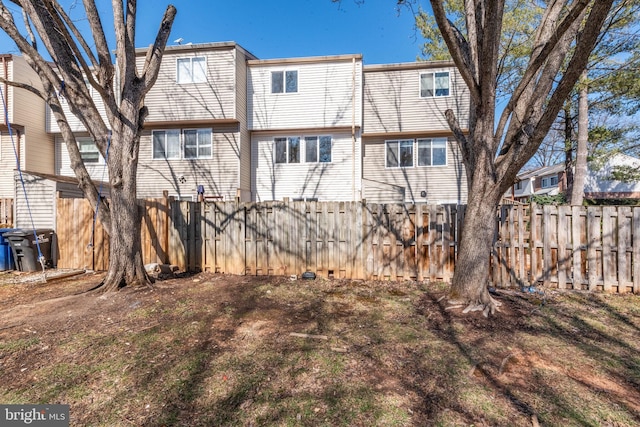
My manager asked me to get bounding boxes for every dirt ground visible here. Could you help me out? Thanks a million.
[1,269,639,426]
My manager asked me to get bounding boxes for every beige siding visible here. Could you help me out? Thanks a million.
[362,136,467,204]
[141,47,237,122]
[45,79,109,134]
[54,135,108,181]
[137,124,241,200]
[248,56,362,130]
[251,130,361,202]
[363,63,469,134]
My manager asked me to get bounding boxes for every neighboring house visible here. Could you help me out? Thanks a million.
[136,42,257,202]
[1,54,55,226]
[249,54,363,202]
[584,153,640,200]
[506,163,567,203]
[361,61,469,204]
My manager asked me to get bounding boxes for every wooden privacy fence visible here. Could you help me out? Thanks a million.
[55,199,640,293]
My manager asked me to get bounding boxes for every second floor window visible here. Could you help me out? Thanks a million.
[78,138,100,163]
[420,71,450,98]
[153,129,212,160]
[541,176,559,188]
[271,70,298,93]
[177,57,206,84]
[305,136,332,163]
[386,140,414,168]
[184,129,212,159]
[417,138,447,166]
[275,137,300,164]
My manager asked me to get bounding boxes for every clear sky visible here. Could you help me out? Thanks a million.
[0,1,428,66]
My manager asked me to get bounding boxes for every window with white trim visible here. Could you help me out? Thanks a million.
[305,136,332,163]
[153,130,181,159]
[271,70,298,93]
[515,181,523,190]
[275,137,300,164]
[417,138,447,166]
[177,57,206,84]
[541,176,558,188]
[78,137,101,164]
[386,140,414,168]
[420,71,450,97]
[153,129,212,160]
[184,129,212,159]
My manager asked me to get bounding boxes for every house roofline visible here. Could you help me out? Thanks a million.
[247,54,362,66]
[135,41,258,60]
[364,60,456,72]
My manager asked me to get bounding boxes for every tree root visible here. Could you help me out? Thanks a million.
[448,295,502,317]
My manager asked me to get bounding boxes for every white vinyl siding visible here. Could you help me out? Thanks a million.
[363,63,469,134]
[13,171,56,229]
[362,136,467,204]
[252,130,360,202]
[141,47,236,122]
[248,57,362,130]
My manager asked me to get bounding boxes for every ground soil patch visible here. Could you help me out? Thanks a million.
[1,271,639,426]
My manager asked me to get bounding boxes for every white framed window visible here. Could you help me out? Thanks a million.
[417,138,447,167]
[305,136,332,163]
[274,137,300,164]
[420,71,450,97]
[515,181,523,190]
[271,70,298,93]
[386,140,414,168]
[541,176,559,188]
[177,57,206,84]
[152,130,181,159]
[77,137,102,164]
[184,129,212,159]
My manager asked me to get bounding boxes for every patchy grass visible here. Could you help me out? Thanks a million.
[0,271,639,426]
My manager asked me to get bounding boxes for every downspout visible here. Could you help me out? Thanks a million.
[351,57,356,201]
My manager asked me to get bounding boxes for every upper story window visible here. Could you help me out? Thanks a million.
[275,137,300,164]
[152,128,212,160]
[305,136,332,163]
[417,138,447,167]
[271,70,298,93]
[177,57,206,84]
[386,140,414,168]
[515,181,523,190]
[420,71,450,98]
[541,175,559,188]
[78,137,101,164]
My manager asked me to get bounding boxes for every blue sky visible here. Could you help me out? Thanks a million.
[1,1,428,65]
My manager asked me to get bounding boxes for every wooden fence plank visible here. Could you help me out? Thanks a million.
[53,199,639,295]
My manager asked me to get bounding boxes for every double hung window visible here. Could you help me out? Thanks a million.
[420,71,450,97]
[271,70,298,93]
[177,57,206,84]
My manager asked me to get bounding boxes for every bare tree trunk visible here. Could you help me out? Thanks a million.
[570,71,589,206]
[563,104,574,196]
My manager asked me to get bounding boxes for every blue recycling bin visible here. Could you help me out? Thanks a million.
[0,228,15,270]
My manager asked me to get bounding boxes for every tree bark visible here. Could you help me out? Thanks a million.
[570,71,589,206]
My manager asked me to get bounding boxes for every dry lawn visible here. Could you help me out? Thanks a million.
[0,270,639,426]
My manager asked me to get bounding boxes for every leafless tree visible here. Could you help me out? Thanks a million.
[0,0,176,291]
